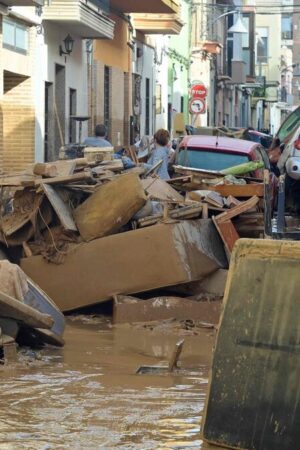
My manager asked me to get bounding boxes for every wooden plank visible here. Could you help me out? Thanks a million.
[53,160,76,177]
[127,145,139,165]
[33,163,58,178]
[214,196,259,224]
[96,160,123,172]
[199,183,264,198]
[168,339,185,372]
[226,195,241,208]
[213,218,239,255]
[0,290,53,329]
[33,171,93,186]
[174,164,223,178]
[42,184,77,232]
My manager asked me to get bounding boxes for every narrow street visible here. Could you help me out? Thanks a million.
[0,317,219,450]
[1,0,300,448]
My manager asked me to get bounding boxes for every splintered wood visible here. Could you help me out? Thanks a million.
[213,196,260,256]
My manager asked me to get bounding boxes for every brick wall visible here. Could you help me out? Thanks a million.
[2,74,35,171]
[1,22,36,172]
[0,17,3,173]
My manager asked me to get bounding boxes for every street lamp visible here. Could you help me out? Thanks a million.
[211,10,248,34]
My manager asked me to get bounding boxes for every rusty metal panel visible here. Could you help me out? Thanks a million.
[203,238,300,450]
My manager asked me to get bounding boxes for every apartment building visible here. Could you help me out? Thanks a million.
[0,0,115,171]
[91,0,181,146]
[0,2,42,172]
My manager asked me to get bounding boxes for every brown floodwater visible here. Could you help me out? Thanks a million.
[0,316,221,450]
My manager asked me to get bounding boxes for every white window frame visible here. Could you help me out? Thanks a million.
[2,18,28,54]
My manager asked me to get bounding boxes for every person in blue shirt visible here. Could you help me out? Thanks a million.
[84,124,112,147]
[144,129,171,180]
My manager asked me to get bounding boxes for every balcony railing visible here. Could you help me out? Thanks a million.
[132,13,183,35]
[43,0,115,39]
[2,0,43,6]
[89,0,109,14]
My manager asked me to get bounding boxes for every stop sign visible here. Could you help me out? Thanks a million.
[190,83,207,99]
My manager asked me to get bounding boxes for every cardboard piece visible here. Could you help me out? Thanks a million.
[21,220,227,312]
[74,173,147,241]
[203,238,300,449]
[141,178,184,203]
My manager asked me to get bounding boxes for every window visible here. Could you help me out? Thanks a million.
[104,66,110,134]
[69,88,77,143]
[145,78,150,135]
[256,27,268,64]
[180,96,184,113]
[156,84,162,114]
[3,18,28,54]
[242,15,250,76]
[241,16,250,48]
[178,149,250,171]
[277,107,300,142]
[281,14,293,40]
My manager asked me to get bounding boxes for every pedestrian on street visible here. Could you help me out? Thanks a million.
[144,129,171,180]
[84,124,112,147]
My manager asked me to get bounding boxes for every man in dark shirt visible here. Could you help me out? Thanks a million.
[84,124,112,147]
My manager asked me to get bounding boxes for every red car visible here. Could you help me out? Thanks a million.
[177,135,270,178]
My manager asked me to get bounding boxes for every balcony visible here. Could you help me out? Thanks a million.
[1,0,43,5]
[110,0,179,14]
[132,13,183,35]
[43,0,115,39]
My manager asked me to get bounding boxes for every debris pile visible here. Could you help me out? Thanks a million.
[0,259,65,363]
[0,155,265,313]
[169,164,266,256]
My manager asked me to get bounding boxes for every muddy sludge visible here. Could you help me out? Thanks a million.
[0,316,220,449]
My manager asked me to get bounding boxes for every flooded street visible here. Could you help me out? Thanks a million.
[0,316,220,450]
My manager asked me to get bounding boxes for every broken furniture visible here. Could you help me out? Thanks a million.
[21,220,227,312]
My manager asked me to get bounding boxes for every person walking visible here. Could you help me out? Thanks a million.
[84,124,112,147]
[144,129,171,180]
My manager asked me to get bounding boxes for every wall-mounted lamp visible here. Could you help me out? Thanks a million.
[127,41,135,51]
[59,34,75,57]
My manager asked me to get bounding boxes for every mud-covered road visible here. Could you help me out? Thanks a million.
[0,316,220,449]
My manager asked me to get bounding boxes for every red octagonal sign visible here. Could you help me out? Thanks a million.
[190,83,207,99]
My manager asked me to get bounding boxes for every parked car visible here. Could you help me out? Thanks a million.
[177,135,270,178]
[269,106,300,178]
[243,130,273,149]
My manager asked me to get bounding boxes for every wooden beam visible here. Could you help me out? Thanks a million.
[213,218,239,255]
[32,172,93,186]
[214,196,259,224]
[195,183,264,198]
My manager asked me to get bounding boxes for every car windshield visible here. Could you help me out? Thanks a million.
[277,107,300,143]
[178,148,250,171]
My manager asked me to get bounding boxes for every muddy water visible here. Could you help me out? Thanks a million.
[0,317,220,450]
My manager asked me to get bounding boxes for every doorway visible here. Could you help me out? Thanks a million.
[69,88,77,143]
[54,64,66,159]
